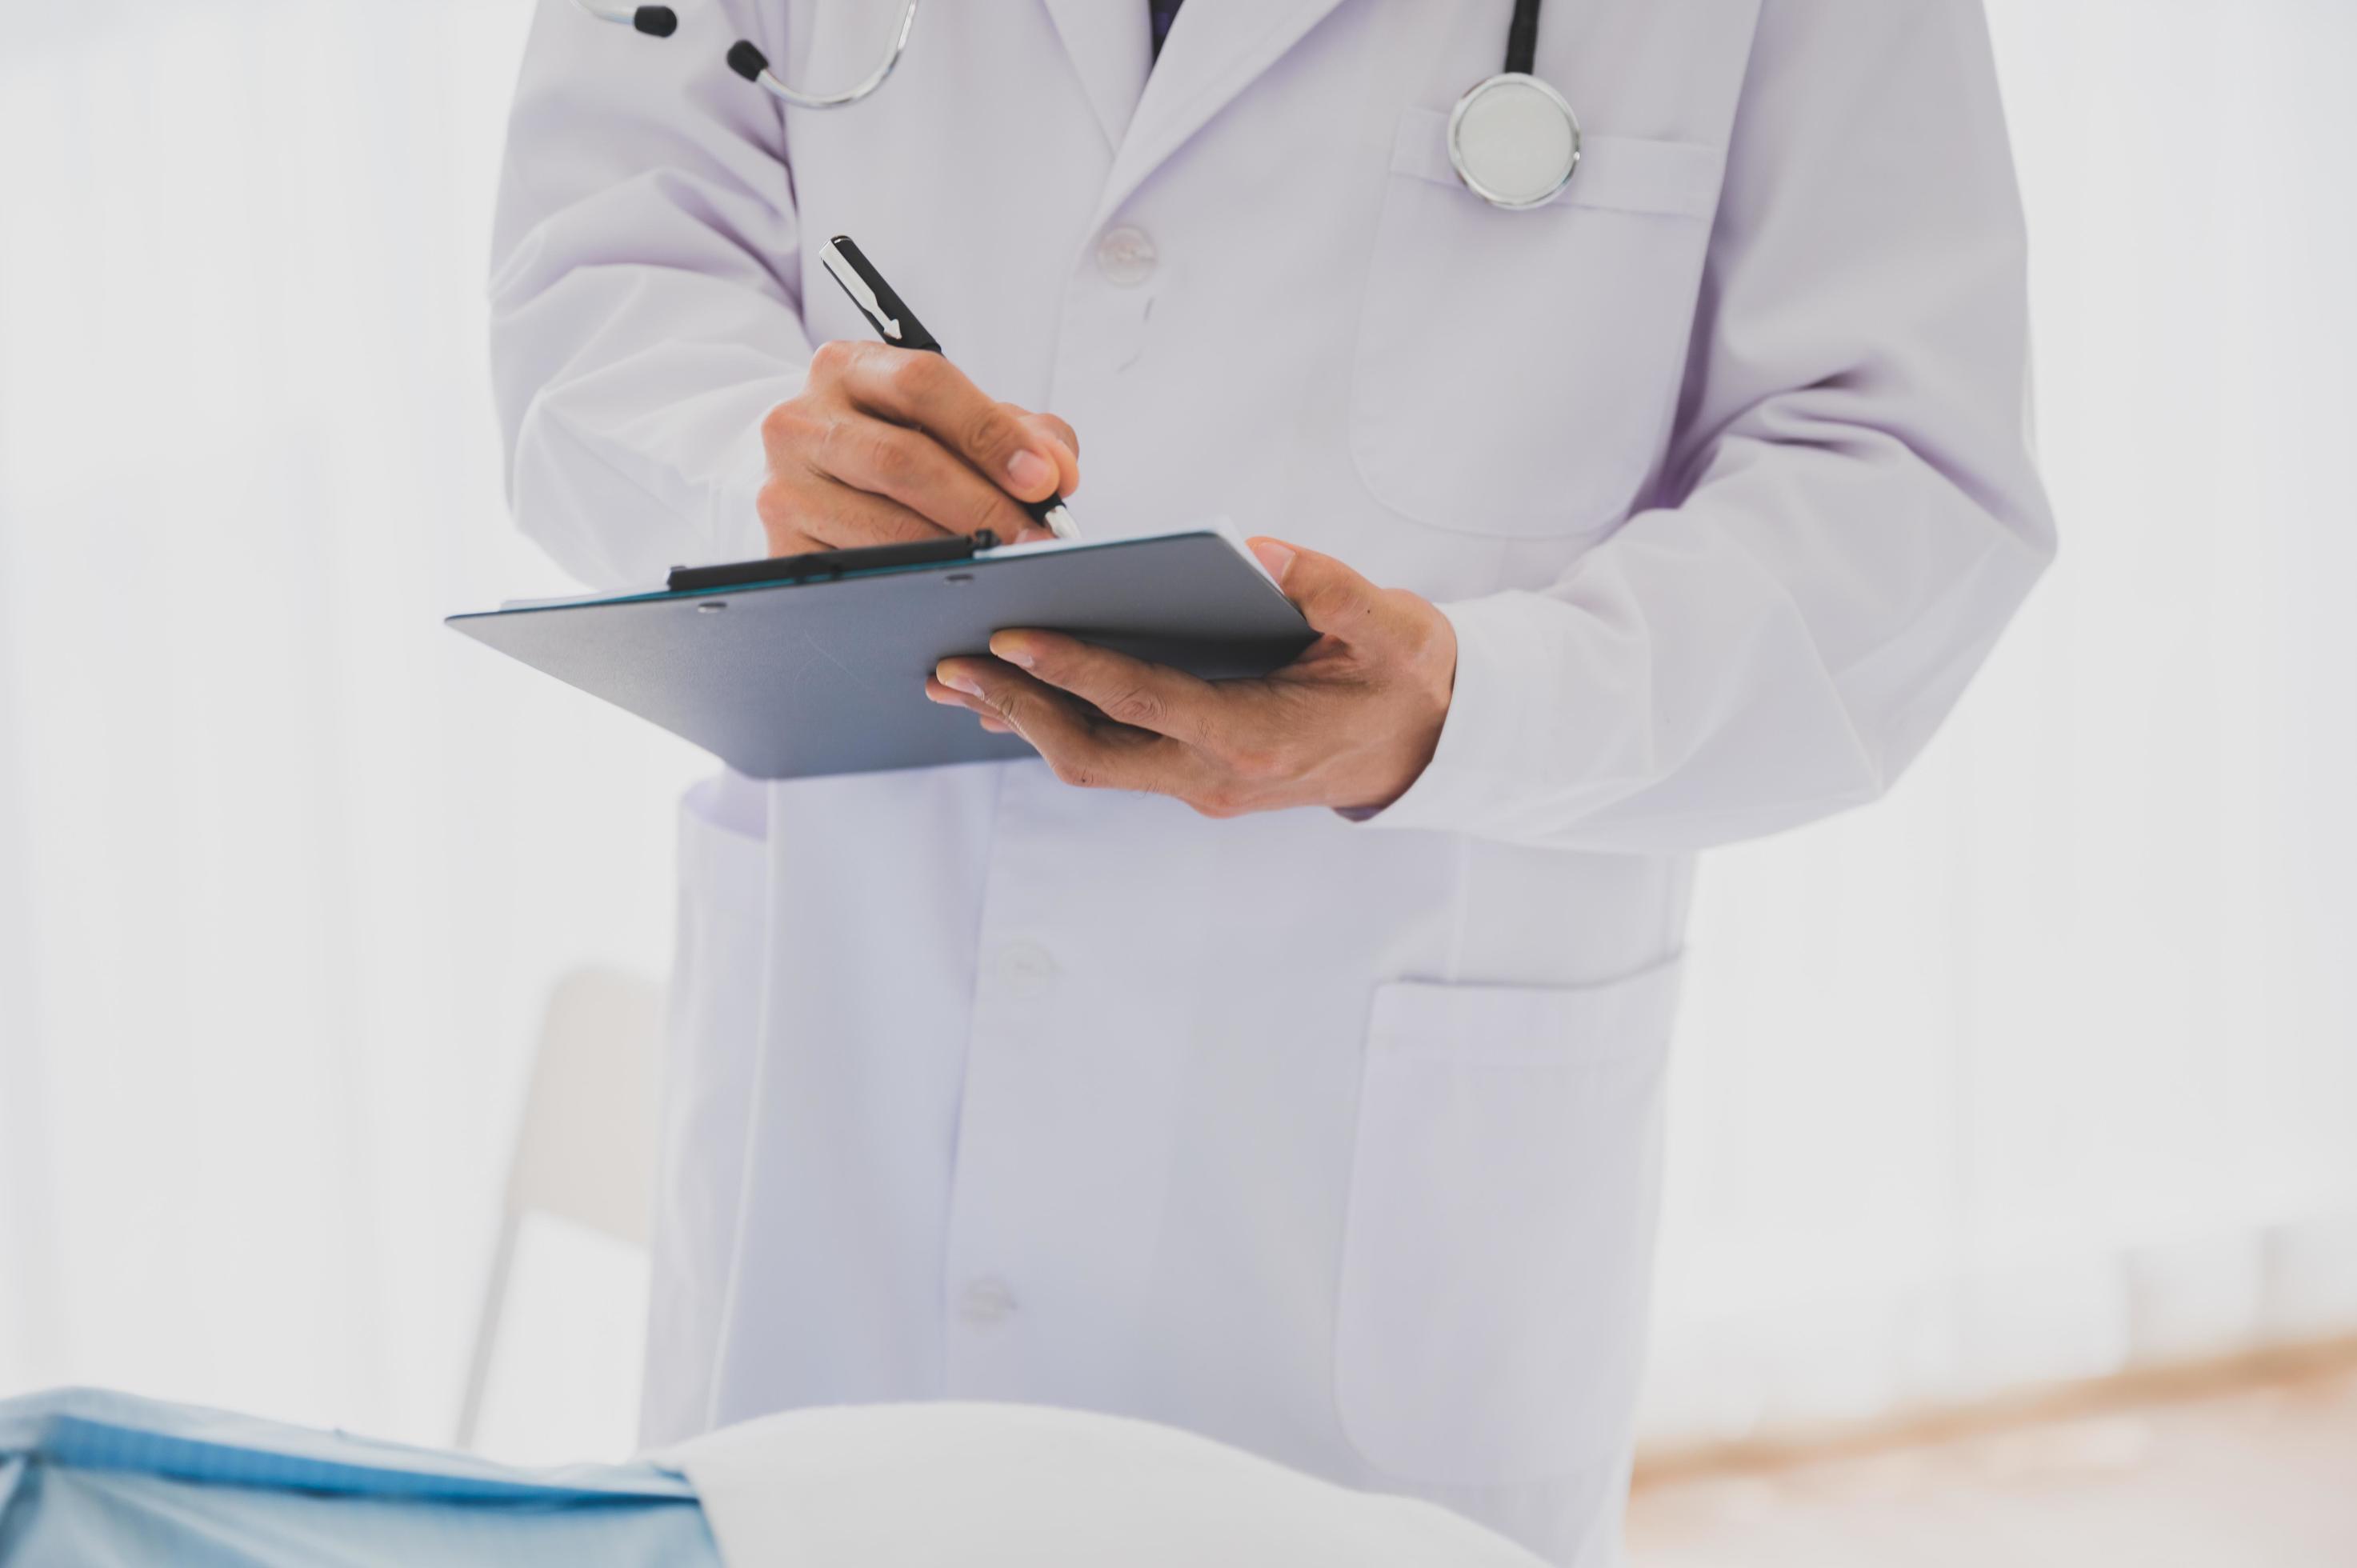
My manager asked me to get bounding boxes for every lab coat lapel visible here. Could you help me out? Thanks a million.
[1038,0,1153,150]
[1093,0,1351,224]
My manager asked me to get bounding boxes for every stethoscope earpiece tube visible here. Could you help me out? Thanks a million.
[571,0,674,38]
[726,0,921,110]
[726,41,771,85]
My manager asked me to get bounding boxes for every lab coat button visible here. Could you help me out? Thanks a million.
[1094,225,1158,286]
[958,1276,1018,1327]
[996,938,1059,997]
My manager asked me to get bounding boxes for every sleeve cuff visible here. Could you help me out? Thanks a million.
[1346,593,1555,837]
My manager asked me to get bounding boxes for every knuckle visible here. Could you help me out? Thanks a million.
[762,401,817,449]
[813,412,860,472]
[755,478,798,527]
[1221,740,1283,782]
[865,426,920,488]
[807,338,858,381]
[888,349,947,400]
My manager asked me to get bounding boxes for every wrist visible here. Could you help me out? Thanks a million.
[1342,594,1459,814]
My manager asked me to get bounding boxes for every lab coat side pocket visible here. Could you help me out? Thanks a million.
[1350,107,1723,538]
[1333,958,1685,1488]
[641,772,772,1447]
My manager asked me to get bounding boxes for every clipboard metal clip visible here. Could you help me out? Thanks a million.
[666,530,1000,596]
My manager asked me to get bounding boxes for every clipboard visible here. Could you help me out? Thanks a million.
[446,523,1315,781]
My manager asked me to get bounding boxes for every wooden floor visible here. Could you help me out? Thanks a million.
[1626,1358,2357,1567]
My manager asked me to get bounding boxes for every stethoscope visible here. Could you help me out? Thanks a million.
[570,0,923,109]
[575,0,1576,210]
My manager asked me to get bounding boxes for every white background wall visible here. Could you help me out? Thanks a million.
[2,0,2353,1462]
[1643,0,2357,1444]
[0,0,702,1456]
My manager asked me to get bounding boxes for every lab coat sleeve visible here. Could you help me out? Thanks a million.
[490,0,810,589]
[1365,0,2055,852]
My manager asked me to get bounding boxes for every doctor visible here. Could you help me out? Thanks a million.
[490,2,2051,1561]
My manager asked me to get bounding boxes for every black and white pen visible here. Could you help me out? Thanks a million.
[818,234,1081,542]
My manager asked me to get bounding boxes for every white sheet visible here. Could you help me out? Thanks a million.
[655,1402,1548,1567]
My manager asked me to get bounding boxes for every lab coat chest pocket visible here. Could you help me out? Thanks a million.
[1351,108,1723,538]
[1335,959,1684,1487]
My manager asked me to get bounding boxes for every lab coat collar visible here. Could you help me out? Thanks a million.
[1093,0,1351,226]
[1038,0,1151,150]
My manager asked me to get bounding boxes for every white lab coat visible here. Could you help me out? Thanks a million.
[490,2,2053,1561]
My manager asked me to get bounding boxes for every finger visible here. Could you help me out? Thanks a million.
[933,666,1109,725]
[986,630,1223,746]
[928,674,1051,734]
[761,474,949,549]
[831,342,1068,504]
[1026,411,1079,459]
[924,678,1018,737]
[811,414,1040,542]
[1248,538,1387,642]
[935,658,1200,797]
[924,682,1016,736]
[926,688,1015,734]
[1021,412,1081,497]
[926,675,989,711]
[761,526,826,558]
[933,660,1099,754]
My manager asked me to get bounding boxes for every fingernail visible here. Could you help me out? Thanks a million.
[1250,538,1296,581]
[936,664,982,696]
[990,635,1034,670]
[1006,449,1054,494]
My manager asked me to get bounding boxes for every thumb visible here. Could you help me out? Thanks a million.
[1248,538,1381,638]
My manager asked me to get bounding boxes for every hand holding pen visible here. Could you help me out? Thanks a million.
[750,236,1081,561]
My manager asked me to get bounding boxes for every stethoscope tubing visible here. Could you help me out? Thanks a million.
[575,0,1575,210]
[571,0,921,110]
[1503,0,1544,76]
[726,0,921,110]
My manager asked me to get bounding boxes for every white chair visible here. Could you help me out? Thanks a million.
[455,966,664,1451]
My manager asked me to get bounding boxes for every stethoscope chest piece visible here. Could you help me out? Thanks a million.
[1448,73,1581,210]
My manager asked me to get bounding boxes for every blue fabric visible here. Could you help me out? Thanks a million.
[0,1389,722,1567]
